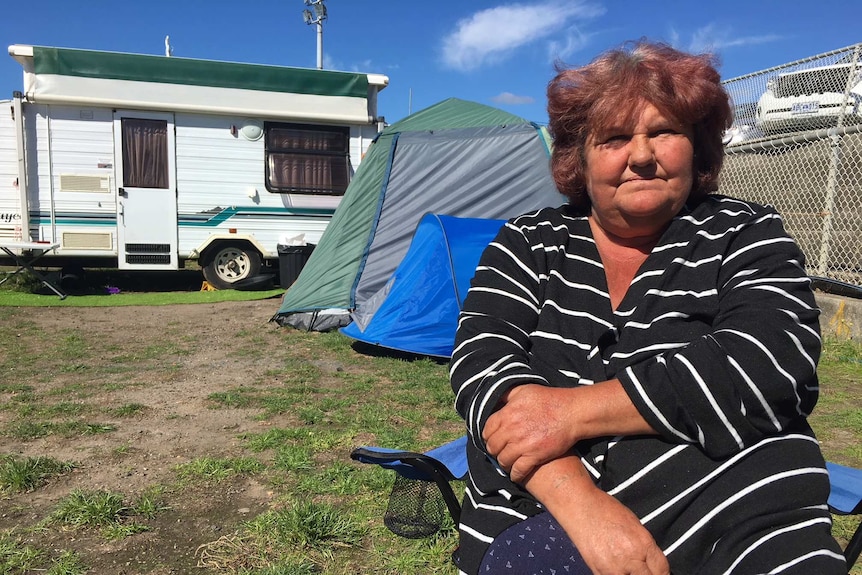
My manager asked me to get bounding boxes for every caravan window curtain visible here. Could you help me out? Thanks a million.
[121,119,169,188]
[265,123,351,195]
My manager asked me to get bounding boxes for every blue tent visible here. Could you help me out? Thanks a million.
[340,214,505,358]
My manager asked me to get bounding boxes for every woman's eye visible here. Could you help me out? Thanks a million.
[602,135,629,146]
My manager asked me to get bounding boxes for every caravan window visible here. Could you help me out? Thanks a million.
[265,123,351,195]
[121,118,169,188]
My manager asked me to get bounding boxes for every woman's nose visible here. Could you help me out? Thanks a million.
[628,135,655,166]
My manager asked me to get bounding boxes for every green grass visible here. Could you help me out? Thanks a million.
[132,486,170,519]
[810,338,862,573]
[812,337,862,465]
[0,455,75,494]
[110,403,149,417]
[45,550,88,575]
[0,532,43,572]
[0,289,285,306]
[246,500,365,550]
[1,298,858,574]
[3,420,116,441]
[175,456,266,483]
[45,489,163,543]
[49,489,129,527]
[0,268,284,307]
[0,303,467,574]
[196,500,366,572]
[0,532,89,575]
[272,444,314,473]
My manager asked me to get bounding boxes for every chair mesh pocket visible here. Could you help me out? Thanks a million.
[384,475,445,538]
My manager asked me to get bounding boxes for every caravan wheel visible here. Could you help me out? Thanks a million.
[201,244,261,290]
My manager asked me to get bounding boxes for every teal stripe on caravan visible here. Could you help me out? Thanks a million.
[34,212,116,226]
[32,206,335,227]
[179,206,337,227]
[32,46,369,98]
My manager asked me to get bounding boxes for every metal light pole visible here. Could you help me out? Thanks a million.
[302,0,327,70]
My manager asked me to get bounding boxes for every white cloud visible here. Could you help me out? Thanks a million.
[322,53,341,70]
[323,55,391,74]
[491,92,535,105]
[668,28,681,49]
[348,59,374,73]
[687,24,781,55]
[440,1,605,72]
[547,28,595,62]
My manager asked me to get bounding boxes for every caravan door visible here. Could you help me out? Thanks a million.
[113,111,178,269]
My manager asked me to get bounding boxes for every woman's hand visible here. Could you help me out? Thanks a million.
[483,380,657,484]
[564,489,670,575]
[482,384,579,483]
[524,455,670,575]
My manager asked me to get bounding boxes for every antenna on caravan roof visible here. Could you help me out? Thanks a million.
[165,35,174,57]
[302,0,327,69]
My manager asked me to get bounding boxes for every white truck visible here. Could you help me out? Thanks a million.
[0,44,387,288]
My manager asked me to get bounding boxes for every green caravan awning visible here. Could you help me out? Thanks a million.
[31,46,369,97]
[11,44,387,123]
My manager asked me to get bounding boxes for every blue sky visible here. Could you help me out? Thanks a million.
[1,0,860,125]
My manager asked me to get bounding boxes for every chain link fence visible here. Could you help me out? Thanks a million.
[720,43,862,285]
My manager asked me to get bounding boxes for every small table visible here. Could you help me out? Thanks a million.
[0,241,66,299]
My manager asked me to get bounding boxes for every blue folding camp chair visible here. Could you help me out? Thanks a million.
[350,435,468,539]
[353,437,862,571]
[826,462,862,570]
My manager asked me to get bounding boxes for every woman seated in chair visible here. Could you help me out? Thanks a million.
[449,39,846,574]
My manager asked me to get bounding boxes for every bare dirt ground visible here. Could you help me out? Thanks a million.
[1,297,303,574]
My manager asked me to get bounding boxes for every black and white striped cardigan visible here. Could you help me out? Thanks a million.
[449,195,846,574]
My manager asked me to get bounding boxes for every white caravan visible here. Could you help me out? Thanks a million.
[0,44,387,288]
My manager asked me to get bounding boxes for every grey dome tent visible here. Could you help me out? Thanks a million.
[272,98,563,331]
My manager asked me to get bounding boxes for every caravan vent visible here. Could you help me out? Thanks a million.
[125,243,170,254]
[126,254,171,265]
[62,232,113,250]
[59,174,111,193]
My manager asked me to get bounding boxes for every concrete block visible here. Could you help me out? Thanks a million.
[816,292,861,340]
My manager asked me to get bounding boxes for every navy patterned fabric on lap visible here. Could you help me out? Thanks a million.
[478,512,591,574]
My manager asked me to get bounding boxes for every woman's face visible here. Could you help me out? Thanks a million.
[584,101,695,240]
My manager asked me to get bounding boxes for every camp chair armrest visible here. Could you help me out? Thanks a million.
[350,447,454,481]
[351,446,463,526]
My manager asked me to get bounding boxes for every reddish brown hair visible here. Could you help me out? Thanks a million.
[547,40,732,208]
